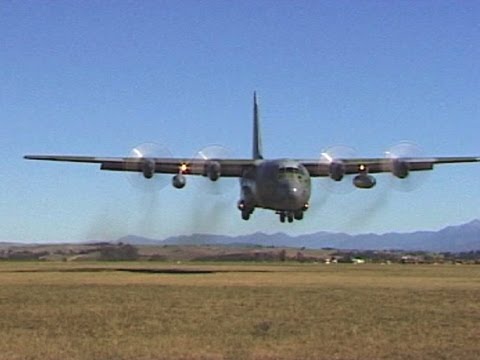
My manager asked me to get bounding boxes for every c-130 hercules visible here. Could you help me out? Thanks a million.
[25,93,480,223]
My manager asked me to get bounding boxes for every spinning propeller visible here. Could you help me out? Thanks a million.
[123,142,234,196]
[383,141,429,192]
[318,145,357,194]
[317,142,428,195]
[194,144,233,196]
[125,142,172,192]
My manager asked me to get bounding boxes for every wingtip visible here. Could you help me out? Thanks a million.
[24,155,47,160]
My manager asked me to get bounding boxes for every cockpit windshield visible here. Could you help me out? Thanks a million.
[279,167,299,174]
[278,166,302,179]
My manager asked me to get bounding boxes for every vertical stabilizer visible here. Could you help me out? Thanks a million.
[252,92,263,159]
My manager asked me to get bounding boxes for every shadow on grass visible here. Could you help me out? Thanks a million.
[7,267,274,275]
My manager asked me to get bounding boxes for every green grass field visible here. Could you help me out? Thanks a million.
[0,262,478,359]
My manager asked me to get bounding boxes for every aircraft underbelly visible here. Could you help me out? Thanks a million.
[257,179,310,211]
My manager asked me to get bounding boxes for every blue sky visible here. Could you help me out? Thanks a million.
[1,1,479,242]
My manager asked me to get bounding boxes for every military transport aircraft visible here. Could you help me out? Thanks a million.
[25,94,480,223]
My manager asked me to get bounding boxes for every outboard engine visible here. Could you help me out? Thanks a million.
[142,159,155,179]
[391,159,410,179]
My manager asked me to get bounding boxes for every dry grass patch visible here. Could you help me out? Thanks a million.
[0,262,478,359]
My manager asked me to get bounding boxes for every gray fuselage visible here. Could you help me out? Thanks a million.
[240,159,311,212]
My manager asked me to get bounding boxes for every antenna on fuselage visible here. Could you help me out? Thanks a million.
[253,92,263,160]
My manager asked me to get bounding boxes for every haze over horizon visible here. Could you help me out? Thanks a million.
[1,2,479,242]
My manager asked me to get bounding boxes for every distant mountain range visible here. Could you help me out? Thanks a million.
[118,219,480,253]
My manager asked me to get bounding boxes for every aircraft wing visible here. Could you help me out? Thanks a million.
[302,156,480,177]
[23,155,256,177]
[23,154,480,178]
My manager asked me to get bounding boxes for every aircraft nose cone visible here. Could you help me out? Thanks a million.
[276,178,309,210]
[288,186,299,197]
[281,185,304,206]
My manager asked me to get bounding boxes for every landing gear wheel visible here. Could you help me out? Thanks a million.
[241,211,250,221]
[294,211,304,220]
[287,214,294,223]
[280,213,286,223]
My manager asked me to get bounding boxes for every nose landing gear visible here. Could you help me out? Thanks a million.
[277,204,308,223]
[238,202,309,223]
[278,212,294,223]
[277,210,303,223]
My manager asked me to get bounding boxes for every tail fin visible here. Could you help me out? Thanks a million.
[252,92,263,160]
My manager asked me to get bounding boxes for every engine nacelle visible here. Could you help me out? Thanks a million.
[391,159,410,179]
[329,161,345,181]
[205,161,221,181]
[353,174,376,189]
[142,159,155,179]
[172,174,186,189]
